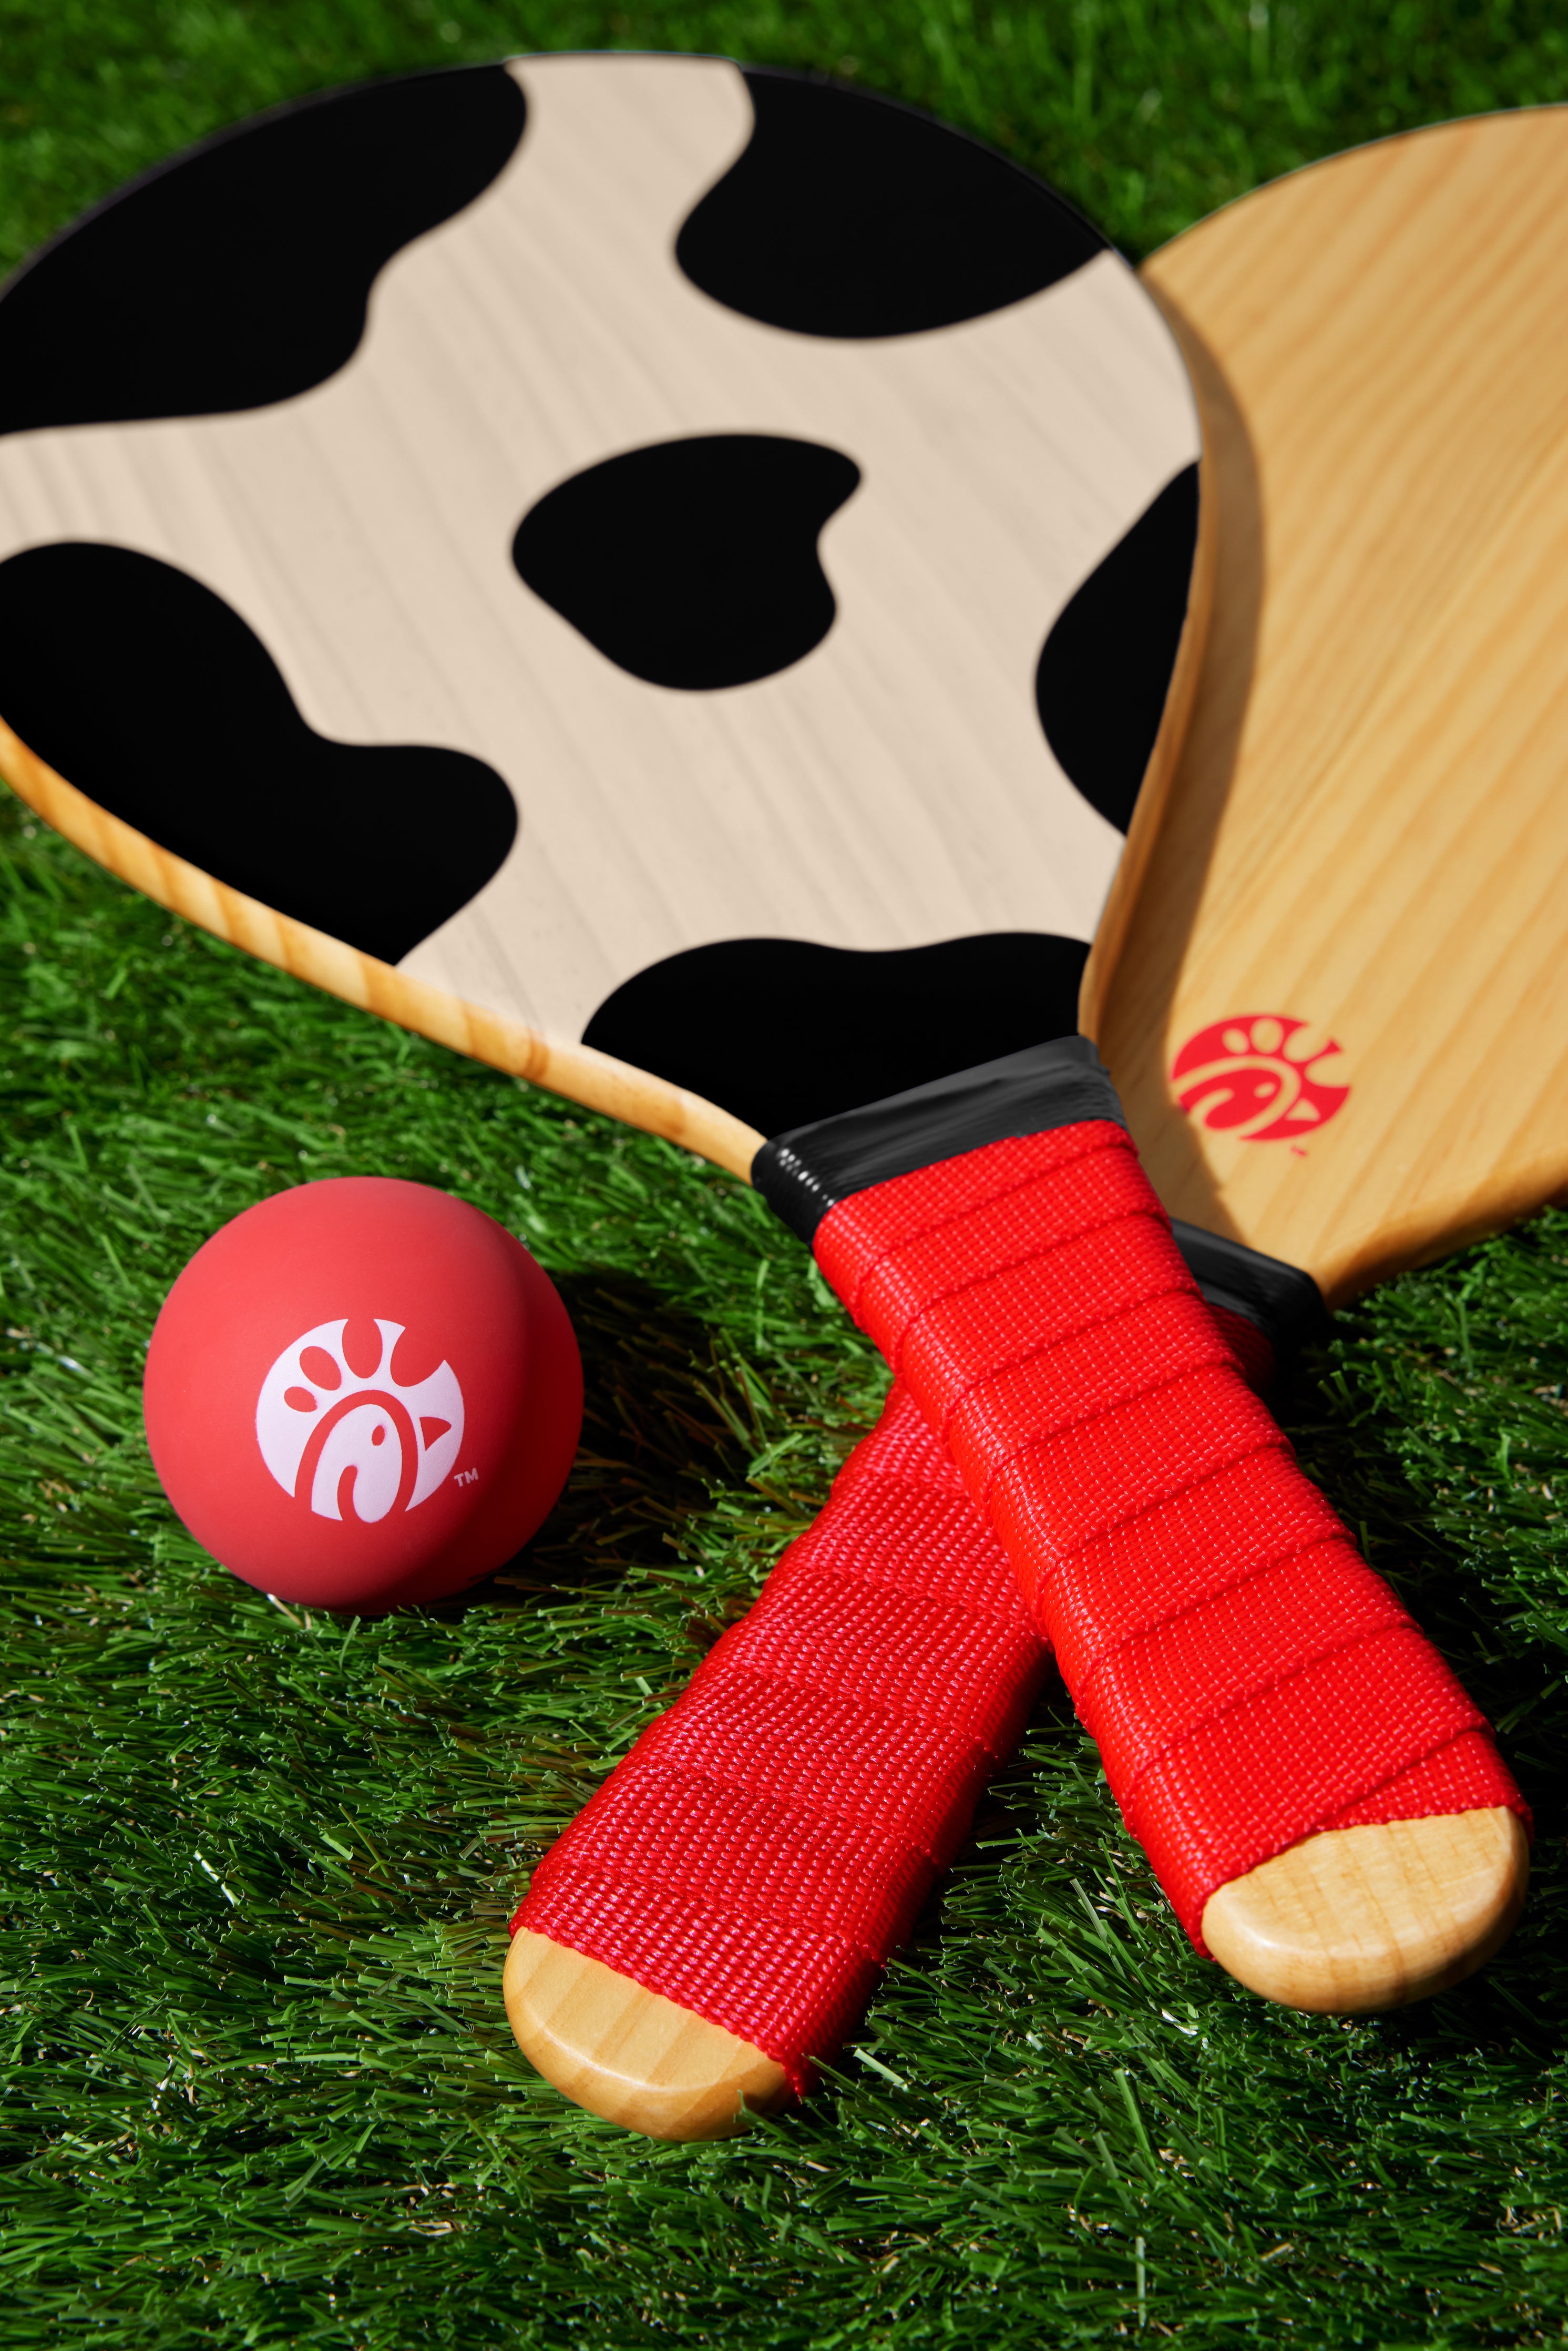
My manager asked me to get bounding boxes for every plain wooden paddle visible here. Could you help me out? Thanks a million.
[1075,107,1568,2003]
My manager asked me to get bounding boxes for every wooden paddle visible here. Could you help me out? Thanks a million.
[0,55,1216,2133]
[1075,105,1568,2001]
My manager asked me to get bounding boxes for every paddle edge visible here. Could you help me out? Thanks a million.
[0,718,763,1180]
[1077,416,1217,1041]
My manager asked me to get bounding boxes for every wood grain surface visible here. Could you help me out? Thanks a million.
[1202,1808,1529,2012]
[1087,107,1568,1303]
[503,1930,790,2139]
[0,50,1197,1050]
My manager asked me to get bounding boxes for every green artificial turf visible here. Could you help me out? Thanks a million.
[5,3,1568,2343]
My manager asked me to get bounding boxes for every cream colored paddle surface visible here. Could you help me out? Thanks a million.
[0,50,1197,1067]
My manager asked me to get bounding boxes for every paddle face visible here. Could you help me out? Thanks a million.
[1087,109,1568,1305]
[0,53,1203,1147]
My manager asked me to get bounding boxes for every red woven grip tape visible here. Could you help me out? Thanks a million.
[814,1122,1528,1945]
[1207,1301,1276,1394]
[512,1382,1050,2093]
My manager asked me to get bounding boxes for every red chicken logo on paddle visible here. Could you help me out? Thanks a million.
[1171,1015,1349,1143]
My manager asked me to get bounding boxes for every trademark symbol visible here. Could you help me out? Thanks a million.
[455,1467,479,1486]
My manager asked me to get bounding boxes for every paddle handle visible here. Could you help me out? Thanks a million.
[509,1117,1526,2107]
[508,1255,1285,2101]
[512,1378,1050,2096]
[813,1119,1527,1940]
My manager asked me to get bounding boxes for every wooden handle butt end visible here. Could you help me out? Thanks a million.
[1202,1808,1528,2013]
[503,1930,793,2140]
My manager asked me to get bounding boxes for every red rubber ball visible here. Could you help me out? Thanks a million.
[144,1178,581,1609]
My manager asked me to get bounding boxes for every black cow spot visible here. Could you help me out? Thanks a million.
[0,67,525,434]
[0,544,516,966]
[676,69,1105,339]
[514,435,860,690]
[582,934,1090,1136]
[1036,464,1201,834]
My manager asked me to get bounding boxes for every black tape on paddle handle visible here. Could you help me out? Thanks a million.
[750,1034,1326,1364]
[1167,1220,1328,1365]
[751,1036,1122,1241]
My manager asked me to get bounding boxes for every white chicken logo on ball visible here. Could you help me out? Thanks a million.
[255,1321,465,1525]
